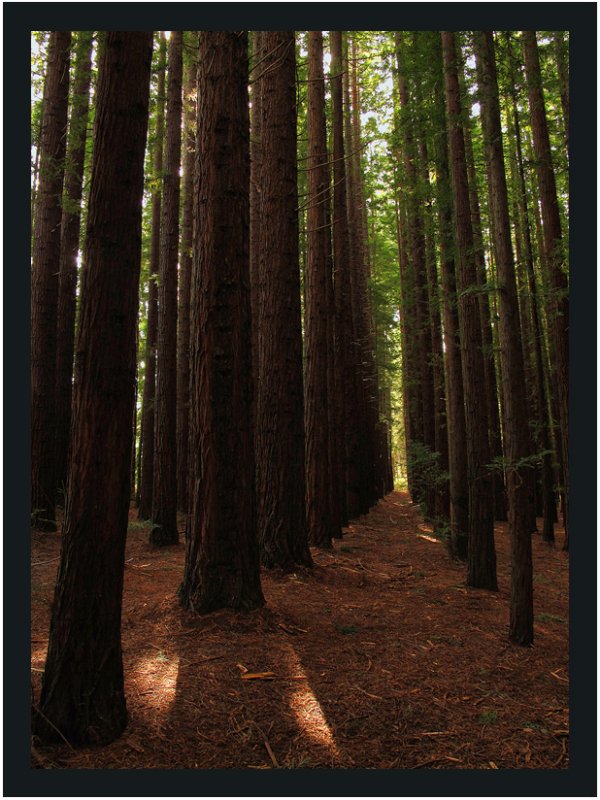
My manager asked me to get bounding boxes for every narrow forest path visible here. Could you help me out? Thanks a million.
[31,492,568,770]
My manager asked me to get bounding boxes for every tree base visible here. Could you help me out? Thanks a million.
[149,523,178,547]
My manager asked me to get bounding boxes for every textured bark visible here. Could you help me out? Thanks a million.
[180,31,264,612]
[442,31,497,590]
[431,34,468,558]
[138,33,166,520]
[331,30,361,520]
[176,43,197,513]
[475,30,533,644]
[31,30,71,530]
[35,31,152,745]
[151,31,183,546]
[255,31,312,570]
[522,30,569,548]
[54,31,94,504]
[304,31,336,547]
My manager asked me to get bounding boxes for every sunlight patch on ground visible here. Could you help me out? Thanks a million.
[416,533,441,544]
[132,651,180,716]
[283,645,341,759]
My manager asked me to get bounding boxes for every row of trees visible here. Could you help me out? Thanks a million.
[30,30,568,747]
[31,30,395,745]
[389,30,568,647]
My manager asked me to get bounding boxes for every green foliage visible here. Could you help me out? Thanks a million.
[335,623,359,635]
[478,710,499,725]
[537,613,566,624]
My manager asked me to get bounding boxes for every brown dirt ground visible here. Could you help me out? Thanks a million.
[31,491,569,770]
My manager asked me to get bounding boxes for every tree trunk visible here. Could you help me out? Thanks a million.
[138,33,166,520]
[34,31,152,745]
[552,32,569,155]
[176,40,197,513]
[304,31,337,548]
[55,31,94,506]
[179,31,264,612]
[249,31,263,432]
[522,30,569,549]
[442,31,497,590]
[475,30,533,644]
[151,30,183,546]
[431,33,469,558]
[255,31,312,570]
[31,30,71,531]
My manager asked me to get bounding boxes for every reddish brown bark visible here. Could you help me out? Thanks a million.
[442,31,497,590]
[54,31,93,504]
[180,31,264,611]
[254,31,312,569]
[35,31,152,745]
[31,30,71,531]
[151,31,183,546]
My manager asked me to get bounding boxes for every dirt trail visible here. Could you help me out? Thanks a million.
[31,491,568,769]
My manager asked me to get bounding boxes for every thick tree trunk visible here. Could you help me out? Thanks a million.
[151,31,183,546]
[138,33,166,520]
[522,30,569,549]
[34,31,152,745]
[180,31,264,612]
[442,31,497,590]
[55,31,94,505]
[475,30,533,644]
[304,31,337,548]
[176,43,196,513]
[31,30,71,531]
[255,31,312,570]
[552,32,569,154]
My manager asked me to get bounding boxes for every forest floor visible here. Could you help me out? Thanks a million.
[31,491,569,770]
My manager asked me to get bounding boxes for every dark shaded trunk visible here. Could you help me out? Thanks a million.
[34,31,152,745]
[474,30,533,644]
[138,33,166,520]
[31,30,71,531]
[255,31,312,570]
[176,42,197,513]
[151,31,183,547]
[431,33,469,558]
[442,31,497,590]
[522,30,569,549]
[304,31,337,548]
[552,32,569,155]
[179,31,264,612]
[55,31,94,505]
[331,30,361,521]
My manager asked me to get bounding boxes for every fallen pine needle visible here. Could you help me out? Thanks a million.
[550,670,568,683]
[552,738,567,767]
[241,672,275,681]
[412,755,461,769]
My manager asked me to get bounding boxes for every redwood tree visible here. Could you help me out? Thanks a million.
[31,30,71,530]
[442,30,497,590]
[179,31,264,612]
[304,30,337,548]
[138,33,166,520]
[255,31,312,570]
[151,30,183,546]
[54,31,94,503]
[474,30,533,644]
[34,31,152,745]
